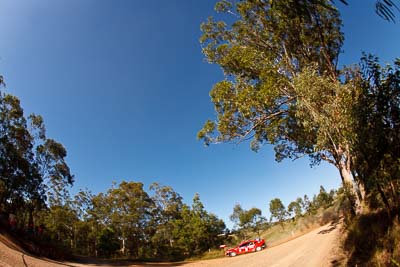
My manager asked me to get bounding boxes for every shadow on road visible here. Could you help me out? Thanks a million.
[317,219,340,235]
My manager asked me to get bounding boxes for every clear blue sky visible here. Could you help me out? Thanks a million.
[0,0,399,229]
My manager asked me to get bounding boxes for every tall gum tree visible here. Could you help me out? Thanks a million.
[0,79,73,216]
[197,0,363,213]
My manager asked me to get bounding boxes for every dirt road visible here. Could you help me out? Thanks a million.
[181,221,341,267]
[0,221,341,267]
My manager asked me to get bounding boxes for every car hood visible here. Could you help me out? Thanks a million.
[226,247,238,252]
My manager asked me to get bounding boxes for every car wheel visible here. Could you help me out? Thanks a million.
[230,252,237,257]
[256,246,262,252]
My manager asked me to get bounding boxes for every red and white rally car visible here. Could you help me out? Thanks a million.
[225,239,266,257]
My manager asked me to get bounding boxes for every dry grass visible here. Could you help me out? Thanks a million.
[342,211,400,266]
[191,206,341,262]
[186,249,225,261]
[261,205,340,247]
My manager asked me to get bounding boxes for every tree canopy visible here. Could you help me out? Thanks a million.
[198,0,400,215]
[269,198,287,226]
[0,81,73,218]
[230,204,266,238]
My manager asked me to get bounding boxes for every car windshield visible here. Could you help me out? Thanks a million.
[239,242,249,247]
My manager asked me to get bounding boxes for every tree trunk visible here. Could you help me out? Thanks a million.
[338,163,363,215]
[351,169,366,200]
[122,238,125,255]
[376,181,391,217]
[74,227,77,250]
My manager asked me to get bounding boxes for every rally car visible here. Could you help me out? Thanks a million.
[225,238,266,257]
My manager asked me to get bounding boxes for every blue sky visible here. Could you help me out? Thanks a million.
[0,0,399,229]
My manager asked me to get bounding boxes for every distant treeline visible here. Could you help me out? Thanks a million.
[38,182,226,259]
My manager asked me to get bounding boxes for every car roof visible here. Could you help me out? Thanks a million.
[240,240,255,244]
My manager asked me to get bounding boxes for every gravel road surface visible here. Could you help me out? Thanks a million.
[0,221,340,267]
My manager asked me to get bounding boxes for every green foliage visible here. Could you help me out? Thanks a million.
[40,204,78,245]
[288,200,302,219]
[294,188,336,217]
[198,0,343,152]
[83,181,154,257]
[37,182,226,260]
[0,83,73,226]
[351,55,400,214]
[97,227,119,257]
[269,198,287,227]
[148,183,184,258]
[197,0,369,213]
[230,204,266,238]
[0,92,43,212]
[198,0,400,217]
[171,193,226,257]
[36,138,74,206]
[315,186,334,209]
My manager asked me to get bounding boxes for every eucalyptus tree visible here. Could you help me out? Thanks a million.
[0,91,43,214]
[316,185,334,208]
[106,181,153,257]
[149,183,184,258]
[36,137,74,206]
[351,56,400,214]
[170,193,225,257]
[269,198,287,228]
[230,204,266,238]
[190,193,225,254]
[0,79,73,222]
[198,0,366,213]
[288,200,302,219]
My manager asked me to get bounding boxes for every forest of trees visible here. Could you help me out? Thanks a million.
[38,182,226,259]
[0,80,226,259]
